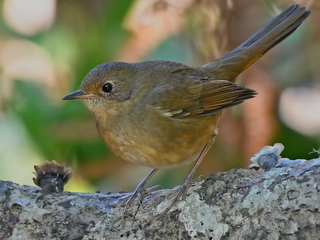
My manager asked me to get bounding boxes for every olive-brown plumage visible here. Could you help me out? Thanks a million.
[63,5,310,216]
[71,61,255,168]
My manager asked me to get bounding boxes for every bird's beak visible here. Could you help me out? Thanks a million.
[62,90,94,100]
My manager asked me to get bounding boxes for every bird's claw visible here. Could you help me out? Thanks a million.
[121,184,163,224]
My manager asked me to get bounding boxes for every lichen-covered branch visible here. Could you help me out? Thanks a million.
[0,158,319,239]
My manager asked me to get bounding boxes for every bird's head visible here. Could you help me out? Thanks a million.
[63,62,138,118]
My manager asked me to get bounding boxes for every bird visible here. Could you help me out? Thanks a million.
[63,4,310,217]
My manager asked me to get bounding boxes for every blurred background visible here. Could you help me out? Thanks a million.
[0,0,319,193]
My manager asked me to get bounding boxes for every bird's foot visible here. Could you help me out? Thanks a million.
[118,168,160,224]
[154,178,191,220]
[121,184,162,223]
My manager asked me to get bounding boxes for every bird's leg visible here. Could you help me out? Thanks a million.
[122,168,159,220]
[156,139,214,218]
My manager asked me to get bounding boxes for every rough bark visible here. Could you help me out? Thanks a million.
[0,158,319,240]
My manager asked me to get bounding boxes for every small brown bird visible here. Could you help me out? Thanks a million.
[63,5,310,216]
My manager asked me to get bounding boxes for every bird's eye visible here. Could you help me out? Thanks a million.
[102,83,113,93]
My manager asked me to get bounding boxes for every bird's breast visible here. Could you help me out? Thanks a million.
[96,111,219,168]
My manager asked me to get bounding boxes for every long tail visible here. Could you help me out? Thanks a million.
[200,4,311,81]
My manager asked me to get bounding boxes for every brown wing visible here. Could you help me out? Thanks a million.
[144,76,256,119]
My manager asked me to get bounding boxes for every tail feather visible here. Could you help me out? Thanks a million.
[200,4,311,81]
[241,4,310,52]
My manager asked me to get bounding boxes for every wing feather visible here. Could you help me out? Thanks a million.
[144,76,256,119]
